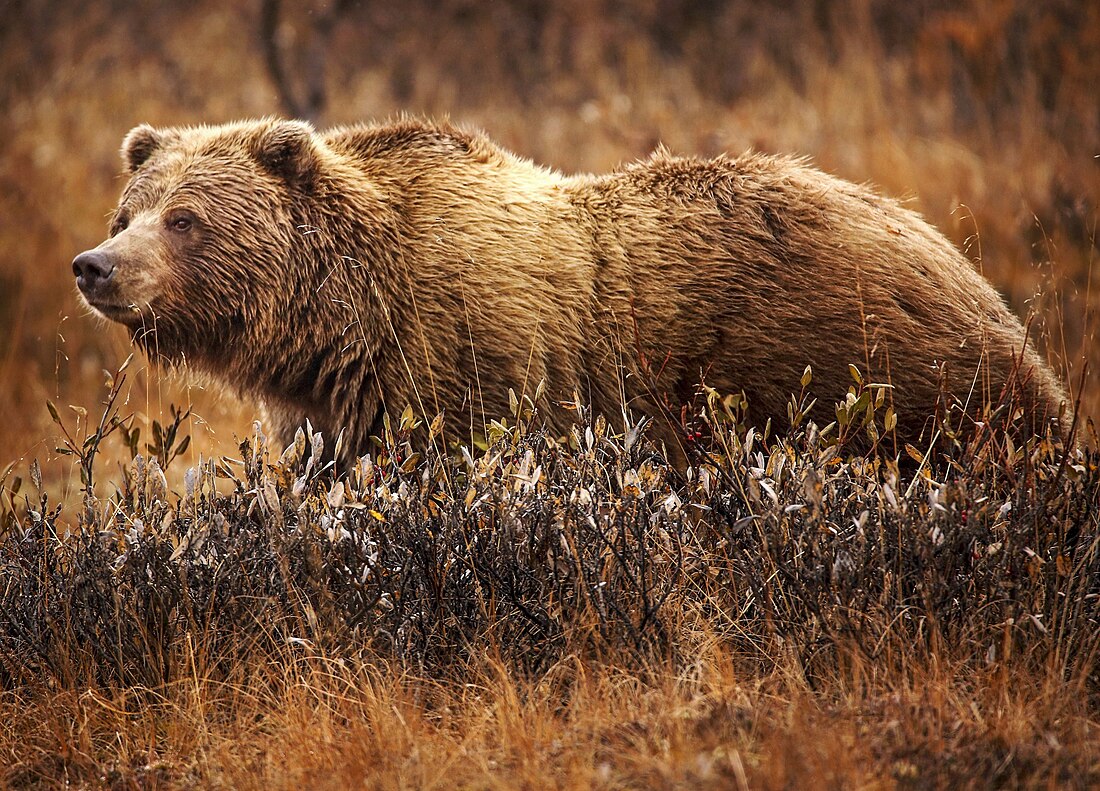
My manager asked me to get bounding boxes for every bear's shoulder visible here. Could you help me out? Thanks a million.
[325,117,503,165]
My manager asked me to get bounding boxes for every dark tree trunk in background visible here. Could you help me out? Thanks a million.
[259,0,355,123]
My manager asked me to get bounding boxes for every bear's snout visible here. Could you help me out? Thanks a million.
[72,250,116,298]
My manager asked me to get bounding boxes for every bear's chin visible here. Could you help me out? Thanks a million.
[84,289,168,329]
[128,322,220,373]
[90,302,144,324]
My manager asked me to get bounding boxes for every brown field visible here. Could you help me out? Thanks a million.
[1,1,1098,788]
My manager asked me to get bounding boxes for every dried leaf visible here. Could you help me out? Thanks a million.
[429,411,445,439]
[30,459,42,492]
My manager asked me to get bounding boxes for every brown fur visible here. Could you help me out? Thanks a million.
[74,117,1069,458]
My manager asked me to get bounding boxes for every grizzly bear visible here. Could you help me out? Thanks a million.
[72,117,1068,460]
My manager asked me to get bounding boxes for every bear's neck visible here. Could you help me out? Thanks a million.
[242,189,404,449]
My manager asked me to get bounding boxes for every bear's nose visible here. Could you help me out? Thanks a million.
[72,250,116,295]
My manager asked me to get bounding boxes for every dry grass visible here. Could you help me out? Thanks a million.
[1,372,1098,788]
[3,651,1094,789]
[1,1,1099,788]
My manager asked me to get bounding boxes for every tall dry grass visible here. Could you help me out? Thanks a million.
[4,649,1095,788]
[1,376,1097,787]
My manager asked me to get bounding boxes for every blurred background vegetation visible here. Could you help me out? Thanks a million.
[2,0,1097,481]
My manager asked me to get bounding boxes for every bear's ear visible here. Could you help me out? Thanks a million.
[122,124,168,173]
[252,120,318,189]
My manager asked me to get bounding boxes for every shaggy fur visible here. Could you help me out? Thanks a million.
[74,117,1068,458]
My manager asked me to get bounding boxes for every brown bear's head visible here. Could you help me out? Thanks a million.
[72,119,323,368]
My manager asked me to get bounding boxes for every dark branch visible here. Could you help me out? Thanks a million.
[259,0,308,119]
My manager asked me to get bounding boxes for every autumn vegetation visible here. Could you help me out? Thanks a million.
[1,1,1098,788]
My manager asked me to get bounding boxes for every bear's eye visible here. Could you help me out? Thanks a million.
[111,215,129,236]
[167,212,195,233]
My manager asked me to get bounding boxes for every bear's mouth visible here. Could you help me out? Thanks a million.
[87,299,145,325]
